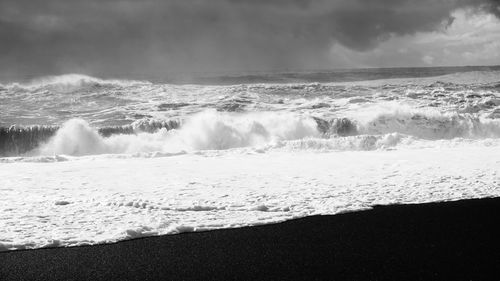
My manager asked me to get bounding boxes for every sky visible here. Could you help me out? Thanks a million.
[0,0,499,79]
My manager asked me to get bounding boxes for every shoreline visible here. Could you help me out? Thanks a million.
[1,197,500,280]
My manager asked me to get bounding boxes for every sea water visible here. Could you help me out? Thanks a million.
[1,66,499,251]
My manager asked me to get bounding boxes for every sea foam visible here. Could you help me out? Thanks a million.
[36,111,319,156]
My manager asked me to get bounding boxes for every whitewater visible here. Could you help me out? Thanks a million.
[1,68,500,251]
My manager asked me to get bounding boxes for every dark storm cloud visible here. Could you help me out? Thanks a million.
[474,0,500,17]
[0,0,499,79]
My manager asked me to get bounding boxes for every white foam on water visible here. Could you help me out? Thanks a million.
[1,143,499,251]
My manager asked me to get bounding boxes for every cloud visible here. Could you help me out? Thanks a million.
[474,0,500,17]
[327,9,500,68]
[0,0,499,79]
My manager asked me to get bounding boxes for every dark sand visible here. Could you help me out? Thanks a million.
[1,197,500,280]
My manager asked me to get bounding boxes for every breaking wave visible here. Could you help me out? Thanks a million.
[316,112,500,140]
[0,119,179,156]
[352,105,500,139]
[1,108,500,157]
[34,111,318,156]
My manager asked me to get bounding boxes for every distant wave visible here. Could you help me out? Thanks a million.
[429,70,500,86]
[0,74,151,91]
[2,68,499,91]
[2,109,500,157]
[168,65,500,85]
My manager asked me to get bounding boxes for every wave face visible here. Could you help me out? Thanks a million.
[0,126,58,156]
[0,69,500,156]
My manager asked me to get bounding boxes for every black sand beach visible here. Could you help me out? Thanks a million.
[1,197,500,281]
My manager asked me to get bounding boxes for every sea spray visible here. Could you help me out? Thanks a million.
[36,111,320,156]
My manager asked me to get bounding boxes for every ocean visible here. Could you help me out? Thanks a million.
[1,66,500,251]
